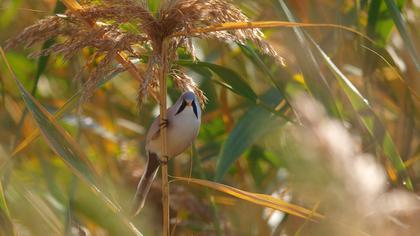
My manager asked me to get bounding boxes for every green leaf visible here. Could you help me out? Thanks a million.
[13,63,99,187]
[179,60,292,122]
[309,37,413,190]
[239,44,288,91]
[215,90,283,181]
[275,0,341,118]
[15,4,68,211]
[1,52,36,85]
[33,1,66,95]
[364,0,420,73]
[10,61,133,158]
[239,44,292,108]
[384,0,420,70]
[247,146,265,187]
[1,49,143,236]
[13,1,66,142]
[367,0,400,46]
[178,60,258,102]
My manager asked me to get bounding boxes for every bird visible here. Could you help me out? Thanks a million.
[132,91,202,216]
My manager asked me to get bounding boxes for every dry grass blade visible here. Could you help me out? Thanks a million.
[23,191,63,235]
[172,176,324,221]
[361,45,420,100]
[0,180,15,236]
[405,154,420,168]
[10,131,39,158]
[171,21,376,44]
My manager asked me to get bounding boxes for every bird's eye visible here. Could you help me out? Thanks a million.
[175,100,187,115]
[192,100,198,118]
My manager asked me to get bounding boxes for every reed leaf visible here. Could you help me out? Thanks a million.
[9,62,130,158]
[215,90,285,181]
[171,21,374,43]
[173,176,323,221]
[0,48,143,236]
[309,37,413,190]
[384,0,420,70]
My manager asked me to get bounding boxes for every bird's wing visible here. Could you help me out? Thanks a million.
[146,99,182,143]
[146,116,161,142]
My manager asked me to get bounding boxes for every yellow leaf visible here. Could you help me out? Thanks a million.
[171,21,374,44]
[173,176,323,221]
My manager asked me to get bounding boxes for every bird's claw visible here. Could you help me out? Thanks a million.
[159,156,169,165]
[159,119,169,129]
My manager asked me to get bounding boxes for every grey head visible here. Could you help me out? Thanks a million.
[174,91,201,119]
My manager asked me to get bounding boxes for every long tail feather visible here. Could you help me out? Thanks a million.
[132,152,160,216]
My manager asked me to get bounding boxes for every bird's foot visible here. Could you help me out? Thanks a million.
[159,156,169,165]
[159,119,169,129]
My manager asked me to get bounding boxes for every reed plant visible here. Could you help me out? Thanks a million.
[0,0,418,235]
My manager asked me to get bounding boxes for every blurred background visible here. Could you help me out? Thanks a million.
[0,0,419,235]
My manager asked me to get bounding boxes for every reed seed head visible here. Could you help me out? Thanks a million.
[6,0,282,106]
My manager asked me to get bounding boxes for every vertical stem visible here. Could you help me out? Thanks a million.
[159,40,170,236]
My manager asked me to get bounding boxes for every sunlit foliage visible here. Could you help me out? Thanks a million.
[0,0,419,235]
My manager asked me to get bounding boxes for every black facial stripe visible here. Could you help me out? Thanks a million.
[192,100,198,118]
[176,100,187,115]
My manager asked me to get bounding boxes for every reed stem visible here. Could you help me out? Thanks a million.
[159,39,170,236]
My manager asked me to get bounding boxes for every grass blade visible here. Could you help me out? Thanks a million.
[23,190,63,235]
[384,0,420,70]
[12,0,66,154]
[366,0,400,45]
[173,176,323,221]
[0,181,15,236]
[1,47,143,236]
[239,44,293,105]
[215,90,283,181]
[1,48,99,187]
[32,1,66,96]
[275,0,341,118]
[72,183,142,236]
[308,37,413,190]
[179,60,291,121]
[215,106,276,181]
[171,21,373,43]
[179,60,258,102]
[9,64,130,158]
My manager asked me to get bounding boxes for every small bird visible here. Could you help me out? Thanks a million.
[132,91,201,216]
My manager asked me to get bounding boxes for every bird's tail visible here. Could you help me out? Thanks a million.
[132,152,160,216]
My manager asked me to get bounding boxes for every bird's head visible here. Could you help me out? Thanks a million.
[183,91,196,105]
[175,91,200,118]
